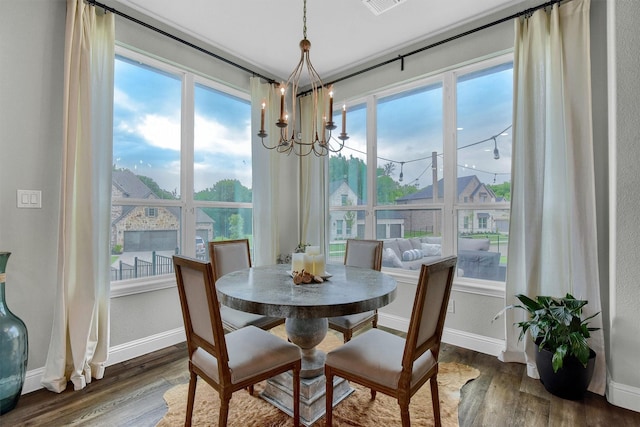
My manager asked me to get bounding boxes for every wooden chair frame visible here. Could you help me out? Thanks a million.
[173,255,301,427]
[325,256,457,427]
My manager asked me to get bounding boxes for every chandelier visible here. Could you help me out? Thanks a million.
[258,0,348,156]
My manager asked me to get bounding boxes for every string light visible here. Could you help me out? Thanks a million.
[342,124,512,184]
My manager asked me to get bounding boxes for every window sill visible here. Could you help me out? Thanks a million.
[381,266,505,298]
[110,275,176,298]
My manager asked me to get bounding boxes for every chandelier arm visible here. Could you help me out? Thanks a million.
[257,0,347,157]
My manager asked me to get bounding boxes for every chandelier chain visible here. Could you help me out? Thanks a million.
[303,0,307,39]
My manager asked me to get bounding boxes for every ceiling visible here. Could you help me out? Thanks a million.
[116,0,535,82]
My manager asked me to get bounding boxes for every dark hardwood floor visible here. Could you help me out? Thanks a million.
[2,329,639,426]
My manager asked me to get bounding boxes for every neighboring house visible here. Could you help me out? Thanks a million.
[329,180,367,241]
[396,175,503,234]
[111,170,214,252]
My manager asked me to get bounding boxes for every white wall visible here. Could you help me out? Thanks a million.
[1,0,638,412]
[0,0,65,372]
[607,0,640,411]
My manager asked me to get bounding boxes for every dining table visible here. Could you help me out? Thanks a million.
[215,262,397,426]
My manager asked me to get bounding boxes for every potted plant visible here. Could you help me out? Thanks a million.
[496,293,599,400]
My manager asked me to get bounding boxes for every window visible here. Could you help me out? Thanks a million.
[145,207,157,218]
[478,215,488,229]
[456,60,512,281]
[111,47,252,285]
[329,102,367,263]
[328,54,512,283]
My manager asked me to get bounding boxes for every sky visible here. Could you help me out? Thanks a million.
[113,55,512,197]
[340,62,513,189]
[113,55,252,195]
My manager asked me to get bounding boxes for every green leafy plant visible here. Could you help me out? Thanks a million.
[496,293,599,372]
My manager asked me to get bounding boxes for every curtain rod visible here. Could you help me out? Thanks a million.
[300,0,563,96]
[86,0,278,85]
[87,0,562,93]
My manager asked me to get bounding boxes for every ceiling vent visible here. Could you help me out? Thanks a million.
[362,0,407,16]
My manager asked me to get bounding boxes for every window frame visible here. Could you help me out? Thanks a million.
[329,53,512,289]
[110,45,252,297]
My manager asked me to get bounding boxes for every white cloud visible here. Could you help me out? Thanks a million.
[136,114,181,150]
[194,114,251,157]
[113,87,138,112]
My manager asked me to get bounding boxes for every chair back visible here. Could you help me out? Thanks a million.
[209,239,252,281]
[173,255,230,383]
[401,256,457,373]
[344,239,383,271]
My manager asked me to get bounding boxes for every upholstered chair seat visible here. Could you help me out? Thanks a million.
[191,325,301,385]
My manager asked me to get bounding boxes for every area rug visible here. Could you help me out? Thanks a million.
[157,326,479,426]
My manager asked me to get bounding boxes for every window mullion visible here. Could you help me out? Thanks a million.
[182,72,195,256]
[442,71,457,255]
[366,95,377,239]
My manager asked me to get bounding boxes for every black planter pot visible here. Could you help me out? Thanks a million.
[535,341,596,400]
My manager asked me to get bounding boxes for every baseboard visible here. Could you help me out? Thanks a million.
[441,327,505,357]
[607,376,640,413]
[22,327,186,395]
[378,312,505,357]
[107,327,186,366]
[378,312,410,332]
[23,367,46,394]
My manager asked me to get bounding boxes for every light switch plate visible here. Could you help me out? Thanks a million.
[17,190,42,208]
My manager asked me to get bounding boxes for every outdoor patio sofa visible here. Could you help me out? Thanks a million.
[382,236,505,281]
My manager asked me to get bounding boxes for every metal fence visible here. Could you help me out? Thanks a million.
[110,251,175,281]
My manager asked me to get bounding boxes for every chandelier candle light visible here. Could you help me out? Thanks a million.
[258,0,348,156]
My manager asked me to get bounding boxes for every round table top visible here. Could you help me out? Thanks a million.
[215,263,397,319]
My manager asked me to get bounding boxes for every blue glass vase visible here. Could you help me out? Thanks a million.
[0,252,29,415]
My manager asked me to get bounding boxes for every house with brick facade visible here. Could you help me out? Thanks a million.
[111,169,214,252]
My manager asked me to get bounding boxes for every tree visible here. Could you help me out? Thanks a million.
[382,162,396,177]
[488,181,511,201]
[228,214,244,239]
[329,154,367,201]
[137,174,176,199]
[195,179,252,238]
[342,198,356,236]
[196,179,252,203]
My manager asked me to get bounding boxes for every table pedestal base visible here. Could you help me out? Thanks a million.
[261,372,354,427]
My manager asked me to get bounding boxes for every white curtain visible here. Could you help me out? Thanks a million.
[42,0,114,393]
[501,0,605,394]
[251,78,282,265]
[300,91,328,253]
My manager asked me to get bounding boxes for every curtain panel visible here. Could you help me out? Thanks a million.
[501,0,605,395]
[251,78,282,265]
[41,0,114,393]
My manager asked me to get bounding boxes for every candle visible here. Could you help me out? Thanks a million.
[260,101,265,132]
[314,254,325,276]
[280,86,285,121]
[328,89,334,119]
[342,104,347,133]
[291,253,305,272]
[303,254,313,273]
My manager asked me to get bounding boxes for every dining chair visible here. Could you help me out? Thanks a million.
[328,239,384,342]
[324,256,457,427]
[172,255,301,427]
[209,239,285,332]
